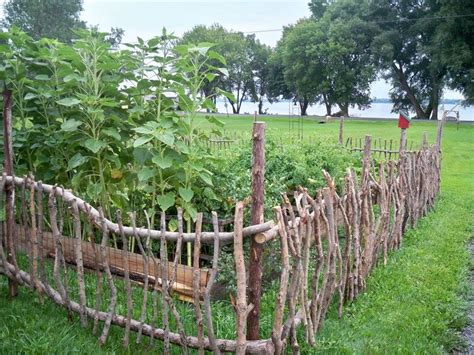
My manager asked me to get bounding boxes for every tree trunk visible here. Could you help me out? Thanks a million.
[338,102,349,117]
[247,122,266,340]
[430,79,440,121]
[391,62,428,119]
[323,93,332,116]
[299,97,309,116]
[258,99,264,115]
[227,99,238,114]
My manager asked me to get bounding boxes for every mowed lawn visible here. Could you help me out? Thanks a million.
[1,115,473,354]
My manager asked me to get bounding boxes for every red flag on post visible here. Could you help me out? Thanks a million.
[398,112,411,129]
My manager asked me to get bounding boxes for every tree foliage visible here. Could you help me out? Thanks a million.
[1,0,87,43]
[272,2,376,116]
[0,28,229,223]
[181,24,273,114]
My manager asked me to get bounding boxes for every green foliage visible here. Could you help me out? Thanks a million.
[180,24,273,114]
[273,3,377,116]
[205,138,360,218]
[0,27,229,222]
[435,1,474,104]
[1,119,473,353]
[1,0,86,43]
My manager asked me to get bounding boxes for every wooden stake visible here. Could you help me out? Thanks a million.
[234,201,253,355]
[436,113,445,151]
[272,207,290,354]
[247,121,265,340]
[3,89,18,298]
[192,213,204,354]
[71,199,87,327]
[203,211,221,354]
[98,208,117,346]
[160,211,170,353]
[117,211,132,348]
[338,117,344,145]
[400,128,407,154]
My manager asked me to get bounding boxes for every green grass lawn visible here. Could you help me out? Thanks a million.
[1,115,473,354]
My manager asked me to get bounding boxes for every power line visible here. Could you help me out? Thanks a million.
[241,13,474,34]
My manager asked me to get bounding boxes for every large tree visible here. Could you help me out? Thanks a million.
[368,0,447,119]
[275,3,376,116]
[435,0,474,104]
[1,0,87,43]
[248,36,273,114]
[181,24,274,114]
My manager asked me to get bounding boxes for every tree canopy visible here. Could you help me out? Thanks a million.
[1,0,87,43]
[181,24,273,114]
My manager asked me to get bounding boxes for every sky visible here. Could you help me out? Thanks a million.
[0,0,464,99]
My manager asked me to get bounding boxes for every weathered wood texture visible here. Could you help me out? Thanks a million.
[3,90,18,298]
[248,122,266,340]
[0,136,441,354]
[15,223,208,301]
[270,143,441,350]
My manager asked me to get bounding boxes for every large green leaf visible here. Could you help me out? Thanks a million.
[137,167,156,182]
[199,172,213,186]
[61,119,82,132]
[35,74,50,81]
[56,97,81,107]
[157,192,175,212]
[156,132,175,146]
[83,138,106,154]
[152,155,173,169]
[179,187,194,203]
[103,127,121,141]
[67,153,88,171]
[24,93,38,101]
[133,136,153,147]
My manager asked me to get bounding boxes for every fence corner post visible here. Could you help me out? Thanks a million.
[436,113,446,151]
[3,89,18,298]
[247,120,266,340]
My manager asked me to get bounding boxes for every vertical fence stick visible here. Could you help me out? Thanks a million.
[117,211,132,348]
[98,208,117,346]
[272,207,290,354]
[338,117,344,145]
[160,211,170,353]
[28,178,39,294]
[3,89,18,298]
[247,121,266,340]
[129,212,149,344]
[422,132,429,148]
[203,211,221,355]
[436,113,445,151]
[193,213,204,354]
[399,128,407,154]
[71,199,87,327]
[234,201,253,355]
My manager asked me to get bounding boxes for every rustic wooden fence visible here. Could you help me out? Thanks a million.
[0,116,445,353]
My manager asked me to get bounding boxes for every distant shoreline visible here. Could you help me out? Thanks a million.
[209,112,474,123]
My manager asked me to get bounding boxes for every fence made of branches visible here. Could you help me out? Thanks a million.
[0,118,444,353]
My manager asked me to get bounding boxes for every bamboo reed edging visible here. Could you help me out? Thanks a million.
[1,134,441,353]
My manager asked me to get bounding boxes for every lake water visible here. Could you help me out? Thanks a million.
[215,100,474,121]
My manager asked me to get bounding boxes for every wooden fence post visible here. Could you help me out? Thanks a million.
[3,89,18,298]
[422,131,429,148]
[436,112,445,151]
[247,121,266,340]
[399,128,407,154]
[338,117,344,145]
